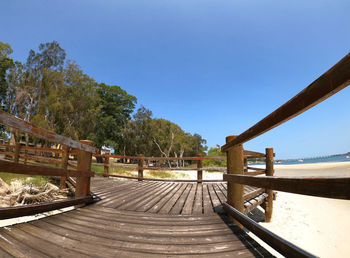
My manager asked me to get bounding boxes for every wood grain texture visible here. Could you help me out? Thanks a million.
[224,174,350,199]
[90,178,265,215]
[0,159,94,177]
[223,203,315,257]
[0,203,273,257]
[0,196,93,220]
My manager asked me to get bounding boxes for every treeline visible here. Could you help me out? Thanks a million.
[0,41,207,159]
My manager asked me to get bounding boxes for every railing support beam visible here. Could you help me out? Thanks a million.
[197,154,203,182]
[264,147,274,222]
[104,153,110,177]
[60,145,70,190]
[76,140,93,197]
[138,154,144,181]
[226,135,244,228]
[14,142,21,163]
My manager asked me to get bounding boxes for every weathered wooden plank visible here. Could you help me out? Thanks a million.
[99,182,163,206]
[135,183,178,212]
[0,159,94,178]
[245,193,268,214]
[9,226,89,257]
[19,154,61,165]
[23,220,250,255]
[244,150,265,157]
[0,229,47,258]
[212,183,226,204]
[224,174,350,199]
[0,110,97,153]
[170,183,192,214]
[208,184,223,213]
[202,184,214,214]
[99,182,162,207]
[34,217,239,244]
[192,183,203,214]
[21,145,63,153]
[223,203,315,257]
[222,53,350,151]
[147,183,184,213]
[120,182,171,210]
[159,184,188,214]
[244,188,265,200]
[181,183,197,215]
[0,196,93,220]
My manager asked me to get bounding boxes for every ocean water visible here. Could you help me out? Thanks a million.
[249,154,350,165]
[276,154,350,165]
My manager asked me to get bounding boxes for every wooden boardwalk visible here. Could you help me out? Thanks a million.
[91,177,268,215]
[0,178,272,257]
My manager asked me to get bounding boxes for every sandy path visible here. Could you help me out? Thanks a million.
[249,162,350,257]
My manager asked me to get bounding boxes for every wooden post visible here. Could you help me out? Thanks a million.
[75,140,93,197]
[104,153,110,177]
[197,154,203,182]
[138,154,144,181]
[226,135,244,228]
[60,145,69,190]
[265,147,274,222]
[14,142,21,163]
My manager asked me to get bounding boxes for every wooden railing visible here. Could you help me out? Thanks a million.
[0,144,266,182]
[220,53,350,257]
[0,110,97,219]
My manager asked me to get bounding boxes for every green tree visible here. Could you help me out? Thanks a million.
[0,42,14,112]
[89,83,136,149]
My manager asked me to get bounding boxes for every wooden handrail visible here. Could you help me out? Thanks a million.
[244,150,265,157]
[224,174,350,199]
[0,196,94,220]
[0,110,97,153]
[93,149,262,161]
[0,159,94,178]
[223,203,316,257]
[222,53,350,152]
[21,146,63,153]
[0,144,15,148]
[19,154,61,165]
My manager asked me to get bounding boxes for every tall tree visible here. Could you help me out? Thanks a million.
[89,83,136,149]
[0,42,14,112]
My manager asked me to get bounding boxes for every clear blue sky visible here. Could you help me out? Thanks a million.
[1,0,350,159]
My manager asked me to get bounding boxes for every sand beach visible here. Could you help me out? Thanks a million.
[248,162,350,257]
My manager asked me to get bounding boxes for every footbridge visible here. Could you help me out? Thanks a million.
[0,54,350,257]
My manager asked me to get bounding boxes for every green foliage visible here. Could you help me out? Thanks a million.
[89,83,136,148]
[203,144,226,167]
[1,41,207,160]
[120,106,207,161]
[0,41,14,115]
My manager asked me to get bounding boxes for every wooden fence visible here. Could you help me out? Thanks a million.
[0,110,96,219]
[0,143,267,183]
[220,53,350,257]
[0,53,349,257]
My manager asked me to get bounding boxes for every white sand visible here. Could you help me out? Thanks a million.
[248,162,350,257]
